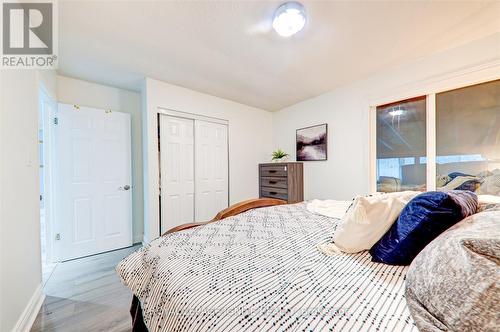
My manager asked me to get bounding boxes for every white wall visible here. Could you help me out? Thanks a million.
[57,75,144,243]
[0,70,56,332]
[0,73,140,331]
[143,78,273,242]
[273,33,500,200]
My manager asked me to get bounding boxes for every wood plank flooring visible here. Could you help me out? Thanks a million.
[31,245,141,332]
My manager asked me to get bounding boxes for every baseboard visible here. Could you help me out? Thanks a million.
[133,233,144,244]
[142,234,150,244]
[12,283,45,332]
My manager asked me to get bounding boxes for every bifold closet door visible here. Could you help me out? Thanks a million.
[159,115,195,234]
[195,120,229,221]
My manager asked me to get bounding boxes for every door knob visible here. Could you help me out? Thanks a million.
[119,185,131,191]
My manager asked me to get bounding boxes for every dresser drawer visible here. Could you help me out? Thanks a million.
[260,177,288,189]
[259,162,303,203]
[260,186,288,200]
[260,165,288,177]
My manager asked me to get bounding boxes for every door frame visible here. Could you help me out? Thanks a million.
[39,84,58,263]
[158,107,228,126]
[157,108,230,235]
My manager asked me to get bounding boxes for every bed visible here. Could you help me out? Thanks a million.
[116,199,418,332]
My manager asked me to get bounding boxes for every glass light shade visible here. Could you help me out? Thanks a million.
[389,109,405,117]
[272,2,306,37]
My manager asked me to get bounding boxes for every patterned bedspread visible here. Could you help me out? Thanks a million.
[116,203,417,332]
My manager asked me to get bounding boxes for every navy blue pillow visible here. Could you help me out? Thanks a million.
[448,172,472,180]
[369,191,478,265]
[455,179,482,191]
[446,172,483,191]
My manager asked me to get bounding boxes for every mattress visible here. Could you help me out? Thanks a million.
[116,203,417,332]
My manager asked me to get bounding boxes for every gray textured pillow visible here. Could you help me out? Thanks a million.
[405,210,500,332]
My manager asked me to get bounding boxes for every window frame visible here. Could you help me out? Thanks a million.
[369,77,500,193]
[371,95,429,192]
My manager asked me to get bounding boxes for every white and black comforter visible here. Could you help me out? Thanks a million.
[117,203,417,332]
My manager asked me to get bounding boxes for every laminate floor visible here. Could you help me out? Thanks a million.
[31,245,141,332]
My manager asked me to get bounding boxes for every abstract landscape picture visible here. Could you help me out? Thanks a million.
[296,124,328,161]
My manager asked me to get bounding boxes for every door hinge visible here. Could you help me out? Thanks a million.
[55,233,61,241]
[53,117,58,125]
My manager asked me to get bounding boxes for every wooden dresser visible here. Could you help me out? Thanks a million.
[259,162,304,203]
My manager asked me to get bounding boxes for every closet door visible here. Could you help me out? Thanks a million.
[160,115,195,234]
[195,120,229,221]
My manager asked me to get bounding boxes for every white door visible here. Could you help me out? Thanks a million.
[159,115,195,234]
[55,104,132,261]
[195,120,229,221]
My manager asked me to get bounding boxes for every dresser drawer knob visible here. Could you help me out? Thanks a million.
[269,170,277,173]
[269,181,277,184]
[269,191,277,195]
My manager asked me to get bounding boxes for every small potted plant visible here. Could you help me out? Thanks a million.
[271,148,290,162]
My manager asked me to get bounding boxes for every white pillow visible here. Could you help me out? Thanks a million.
[306,199,353,219]
[331,191,420,253]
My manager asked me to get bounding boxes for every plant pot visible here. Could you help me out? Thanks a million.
[272,156,290,163]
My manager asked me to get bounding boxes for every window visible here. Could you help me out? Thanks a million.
[376,96,426,192]
[436,80,500,195]
[373,79,500,196]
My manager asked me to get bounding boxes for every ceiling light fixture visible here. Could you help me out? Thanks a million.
[272,2,306,37]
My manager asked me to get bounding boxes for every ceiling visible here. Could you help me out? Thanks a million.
[58,1,500,111]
